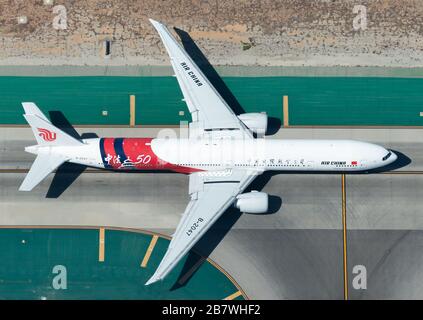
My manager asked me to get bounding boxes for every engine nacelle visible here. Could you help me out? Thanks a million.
[238,112,268,135]
[235,191,268,214]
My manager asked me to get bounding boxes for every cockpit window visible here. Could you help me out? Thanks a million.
[382,151,392,161]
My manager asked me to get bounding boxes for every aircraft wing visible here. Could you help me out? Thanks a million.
[145,168,262,285]
[149,19,252,138]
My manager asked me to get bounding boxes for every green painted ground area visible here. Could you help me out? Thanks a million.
[0,76,423,126]
[0,228,244,300]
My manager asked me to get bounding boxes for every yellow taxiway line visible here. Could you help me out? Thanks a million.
[341,174,348,300]
[223,291,242,300]
[283,95,289,127]
[141,235,159,268]
[129,95,136,127]
[99,227,105,262]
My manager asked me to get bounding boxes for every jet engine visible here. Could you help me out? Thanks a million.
[235,191,268,214]
[238,113,268,135]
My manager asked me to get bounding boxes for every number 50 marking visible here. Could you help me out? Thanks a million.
[137,154,152,164]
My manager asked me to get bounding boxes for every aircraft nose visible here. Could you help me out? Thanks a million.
[381,148,397,164]
[389,150,398,163]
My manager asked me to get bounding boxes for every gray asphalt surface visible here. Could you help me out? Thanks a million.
[347,230,423,299]
[0,126,422,299]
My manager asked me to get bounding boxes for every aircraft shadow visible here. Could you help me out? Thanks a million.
[366,149,411,174]
[46,162,86,198]
[256,149,411,177]
[45,34,411,286]
[266,118,282,136]
[174,27,246,116]
[170,206,243,291]
[173,27,280,136]
[48,111,81,140]
[46,111,98,198]
[171,149,410,288]
[171,171,281,290]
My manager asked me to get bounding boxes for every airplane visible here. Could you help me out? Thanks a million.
[19,19,398,285]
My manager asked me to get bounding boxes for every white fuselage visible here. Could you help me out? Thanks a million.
[151,138,396,171]
[28,137,397,173]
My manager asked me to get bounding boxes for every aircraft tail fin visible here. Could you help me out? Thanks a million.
[19,102,82,191]
[19,153,68,191]
[22,102,51,123]
[22,102,82,147]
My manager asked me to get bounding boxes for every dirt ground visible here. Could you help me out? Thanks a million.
[0,0,422,66]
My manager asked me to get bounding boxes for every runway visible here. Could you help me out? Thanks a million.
[1,126,423,299]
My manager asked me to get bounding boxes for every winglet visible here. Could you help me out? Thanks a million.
[148,18,161,27]
[145,275,161,286]
[149,19,166,35]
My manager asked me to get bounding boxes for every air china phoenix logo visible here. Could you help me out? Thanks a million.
[37,128,57,142]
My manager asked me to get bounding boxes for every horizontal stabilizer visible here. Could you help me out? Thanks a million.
[19,154,68,191]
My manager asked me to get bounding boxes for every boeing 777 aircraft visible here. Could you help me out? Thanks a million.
[19,19,397,285]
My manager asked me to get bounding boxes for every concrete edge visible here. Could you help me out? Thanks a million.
[0,65,422,78]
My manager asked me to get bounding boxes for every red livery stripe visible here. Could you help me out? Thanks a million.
[120,138,202,173]
[102,138,121,169]
[122,138,157,170]
[100,137,202,173]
